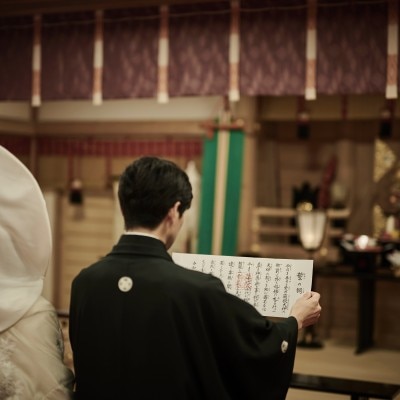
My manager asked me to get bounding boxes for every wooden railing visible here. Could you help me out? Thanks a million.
[290,373,400,400]
[250,207,350,262]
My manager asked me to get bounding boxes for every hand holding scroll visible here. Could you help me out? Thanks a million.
[289,291,321,330]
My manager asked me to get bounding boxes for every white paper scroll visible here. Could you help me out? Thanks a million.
[172,253,313,318]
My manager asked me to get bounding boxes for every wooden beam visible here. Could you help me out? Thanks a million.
[0,119,34,135]
[260,120,399,142]
[199,118,246,138]
[35,120,206,137]
[0,0,221,17]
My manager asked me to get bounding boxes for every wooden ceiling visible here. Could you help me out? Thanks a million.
[0,0,223,16]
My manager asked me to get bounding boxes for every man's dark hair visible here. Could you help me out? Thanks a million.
[118,156,193,230]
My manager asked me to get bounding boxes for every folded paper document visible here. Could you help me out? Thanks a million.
[172,253,313,318]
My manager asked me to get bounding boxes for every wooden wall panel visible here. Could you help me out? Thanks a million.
[58,193,114,310]
[317,277,358,343]
[317,276,400,350]
[38,156,69,189]
[375,281,400,348]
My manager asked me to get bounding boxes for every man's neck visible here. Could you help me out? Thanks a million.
[125,230,160,240]
[125,215,173,250]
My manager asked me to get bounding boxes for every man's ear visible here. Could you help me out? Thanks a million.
[168,201,181,221]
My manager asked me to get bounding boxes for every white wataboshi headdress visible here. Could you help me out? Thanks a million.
[0,146,52,332]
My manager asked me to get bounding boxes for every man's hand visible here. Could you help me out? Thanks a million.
[289,291,321,330]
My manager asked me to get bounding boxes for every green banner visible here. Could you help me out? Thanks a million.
[197,129,244,256]
[197,131,218,255]
[221,129,244,255]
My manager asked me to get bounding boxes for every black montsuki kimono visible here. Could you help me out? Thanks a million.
[69,235,298,400]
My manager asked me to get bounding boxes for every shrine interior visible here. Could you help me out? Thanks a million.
[1,0,400,398]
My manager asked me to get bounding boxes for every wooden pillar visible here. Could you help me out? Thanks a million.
[234,96,260,253]
[29,106,39,177]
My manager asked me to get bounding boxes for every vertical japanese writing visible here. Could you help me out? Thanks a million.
[296,271,306,295]
[272,263,282,313]
[243,261,253,302]
[254,261,262,309]
[281,264,292,314]
[236,260,245,296]
[227,261,234,291]
[262,262,272,313]
[218,259,225,280]
[172,253,312,318]
[210,259,216,275]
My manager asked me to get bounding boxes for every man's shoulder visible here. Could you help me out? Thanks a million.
[167,262,225,293]
[71,255,224,293]
[71,258,107,283]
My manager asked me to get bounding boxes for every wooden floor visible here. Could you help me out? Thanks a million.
[288,339,400,400]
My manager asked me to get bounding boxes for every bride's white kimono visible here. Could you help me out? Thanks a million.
[0,146,74,399]
[0,296,74,399]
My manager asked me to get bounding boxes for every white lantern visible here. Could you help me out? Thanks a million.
[297,210,327,252]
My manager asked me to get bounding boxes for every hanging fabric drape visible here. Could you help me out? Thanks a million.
[41,12,94,101]
[157,5,169,103]
[305,0,317,100]
[0,1,393,101]
[93,10,103,105]
[31,14,41,107]
[229,0,240,102]
[386,0,398,99]
[198,121,244,256]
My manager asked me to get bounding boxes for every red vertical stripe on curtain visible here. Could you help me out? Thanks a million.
[31,14,41,106]
[386,0,398,99]
[157,5,169,103]
[229,0,240,102]
[93,10,104,104]
[305,0,317,100]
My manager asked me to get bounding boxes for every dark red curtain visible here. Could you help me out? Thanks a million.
[103,7,159,99]
[36,137,202,158]
[317,1,387,95]
[0,135,31,156]
[41,12,94,100]
[240,0,307,96]
[0,135,202,159]
[0,16,32,100]
[168,2,230,97]
[0,1,397,101]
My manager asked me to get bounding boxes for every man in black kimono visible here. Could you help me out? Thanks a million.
[69,156,321,400]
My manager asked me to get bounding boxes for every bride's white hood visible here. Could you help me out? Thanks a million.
[0,146,52,332]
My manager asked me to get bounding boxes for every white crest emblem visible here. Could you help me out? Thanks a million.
[118,276,133,292]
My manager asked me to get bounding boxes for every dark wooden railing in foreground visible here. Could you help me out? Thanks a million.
[290,373,400,400]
